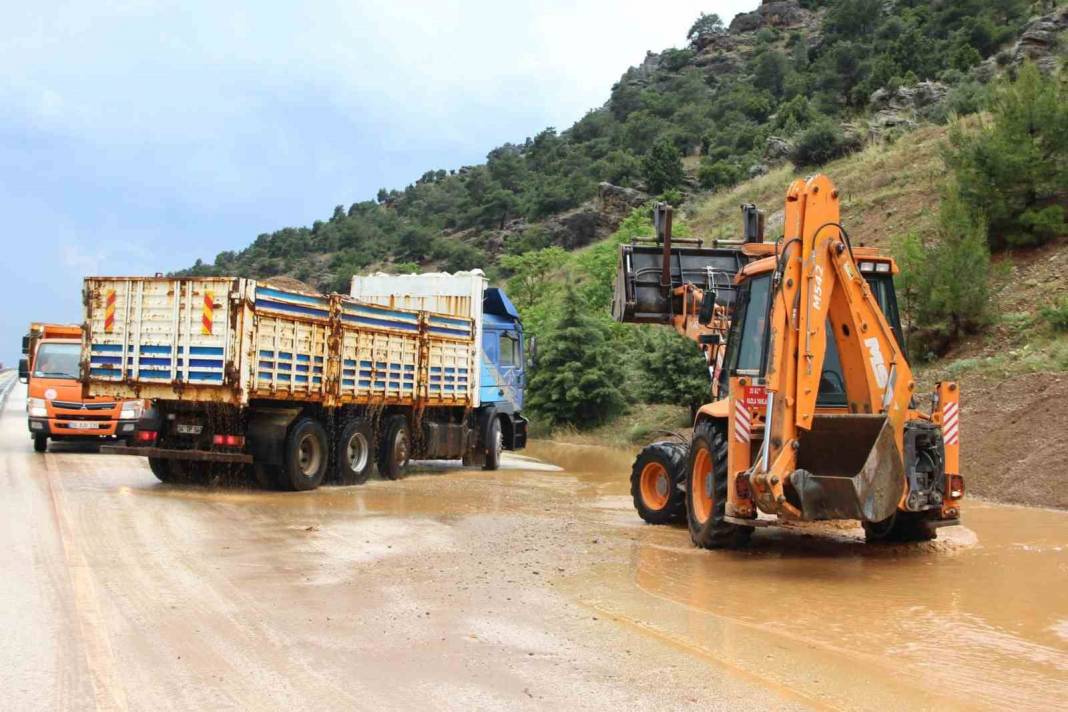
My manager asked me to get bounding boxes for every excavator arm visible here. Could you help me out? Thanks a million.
[754,175,917,522]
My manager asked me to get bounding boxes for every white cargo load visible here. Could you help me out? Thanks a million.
[351,270,487,406]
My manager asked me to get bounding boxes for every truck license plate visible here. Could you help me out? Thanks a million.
[67,421,99,430]
[176,424,203,435]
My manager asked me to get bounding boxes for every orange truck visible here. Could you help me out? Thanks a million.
[19,322,143,452]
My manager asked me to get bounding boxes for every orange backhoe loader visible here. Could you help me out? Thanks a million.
[614,174,963,545]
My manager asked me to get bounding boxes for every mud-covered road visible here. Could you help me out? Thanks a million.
[1,378,1065,711]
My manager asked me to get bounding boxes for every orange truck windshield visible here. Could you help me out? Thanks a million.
[33,342,81,380]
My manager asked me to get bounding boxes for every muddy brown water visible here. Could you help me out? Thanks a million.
[1,380,1065,711]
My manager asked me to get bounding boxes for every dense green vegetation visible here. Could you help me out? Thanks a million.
[894,64,1066,359]
[183,0,1036,297]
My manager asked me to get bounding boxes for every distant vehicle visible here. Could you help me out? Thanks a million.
[19,322,143,452]
[80,271,528,490]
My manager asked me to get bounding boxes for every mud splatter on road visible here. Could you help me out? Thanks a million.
[1,386,1065,710]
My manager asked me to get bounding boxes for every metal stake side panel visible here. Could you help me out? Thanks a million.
[83,277,244,403]
[336,297,422,405]
[248,285,331,403]
[425,313,476,408]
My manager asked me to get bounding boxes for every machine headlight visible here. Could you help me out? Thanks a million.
[119,400,144,420]
[28,397,48,418]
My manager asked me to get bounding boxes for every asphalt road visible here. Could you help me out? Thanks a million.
[1,379,1065,711]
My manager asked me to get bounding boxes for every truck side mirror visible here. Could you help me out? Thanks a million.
[526,336,537,369]
[698,291,717,326]
[18,357,29,384]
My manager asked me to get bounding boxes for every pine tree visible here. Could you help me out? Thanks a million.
[642,138,685,194]
[526,286,625,428]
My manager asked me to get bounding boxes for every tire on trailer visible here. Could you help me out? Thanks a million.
[482,415,503,471]
[377,414,411,480]
[148,457,173,483]
[33,435,48,453]
[279,417,329,491]
[686,419,752,549]
[630,440,688,525]
[336,417,374,485]
[863,510,937,543]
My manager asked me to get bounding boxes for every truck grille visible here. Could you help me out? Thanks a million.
[53,401,116,410]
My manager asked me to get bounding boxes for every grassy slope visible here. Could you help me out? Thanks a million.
[547,123,1068,508]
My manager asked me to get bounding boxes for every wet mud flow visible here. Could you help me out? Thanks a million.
[1,381,1065,711]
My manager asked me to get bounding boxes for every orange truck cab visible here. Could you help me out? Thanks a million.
[19,322,143,452]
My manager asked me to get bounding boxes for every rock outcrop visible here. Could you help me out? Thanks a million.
[729,1,807,33]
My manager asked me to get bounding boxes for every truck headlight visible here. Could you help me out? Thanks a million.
[120,400,144,420]
[28,398,48,418]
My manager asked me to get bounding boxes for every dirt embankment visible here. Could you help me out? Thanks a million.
[956,371,1068,509]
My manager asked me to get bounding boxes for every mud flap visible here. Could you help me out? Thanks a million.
[790,417,904,522]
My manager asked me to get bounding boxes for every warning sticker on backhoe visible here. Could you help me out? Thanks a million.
[743,385,767,410]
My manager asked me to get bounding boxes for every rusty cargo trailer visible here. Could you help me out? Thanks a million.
[81,276,510,490]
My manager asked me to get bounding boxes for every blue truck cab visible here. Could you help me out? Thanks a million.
[479,287,528,452]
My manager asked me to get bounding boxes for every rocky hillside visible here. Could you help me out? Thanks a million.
[180,1,1065,293]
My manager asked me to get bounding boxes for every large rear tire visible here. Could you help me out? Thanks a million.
[686,420,752,549]
[377,415,411,480]
[336,418,374,485]
[630,440,687,525]
[280,417,329,491]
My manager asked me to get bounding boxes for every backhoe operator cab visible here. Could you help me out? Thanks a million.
[690,175,962,548]
[718,254,904,410]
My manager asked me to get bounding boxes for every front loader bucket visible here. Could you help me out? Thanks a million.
[789,415,904,522]
[612,243,748,323]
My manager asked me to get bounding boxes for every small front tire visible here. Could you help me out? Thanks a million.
[33,435,48,453]
[483,417,503,471]
[630,440,688,525]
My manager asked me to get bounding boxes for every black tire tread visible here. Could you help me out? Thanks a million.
[630,440,688,525]
[687,420,752,549]
[336,417,374,485]
[377,415,410,480]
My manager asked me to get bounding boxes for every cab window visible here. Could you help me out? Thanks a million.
[34,342,81,379]
[499,333,518,367]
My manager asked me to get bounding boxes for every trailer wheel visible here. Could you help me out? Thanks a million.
[280,417,329,491]
[33,435,48,453]
[336,418,374,485]
[377,415,410,480]
[483,416,503,471]
[630,440,687,525]
[148,457,173,483]
[687,420,752,549]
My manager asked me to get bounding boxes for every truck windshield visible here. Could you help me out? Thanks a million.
[33,343,81,380]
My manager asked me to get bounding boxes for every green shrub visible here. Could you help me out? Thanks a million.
[791,120,852,166]
[526,286,626,428]
[642,137,685,194]
[1040,297,1068,333]
[893,186,992,358]
[944,64,1068,250]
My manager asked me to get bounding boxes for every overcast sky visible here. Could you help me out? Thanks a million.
[0,1,755,364]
